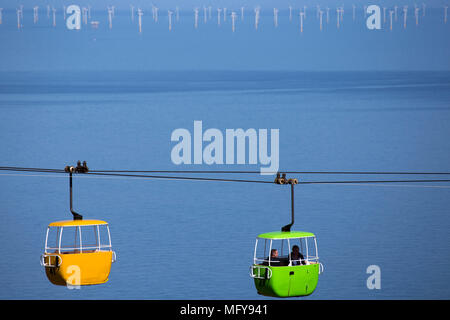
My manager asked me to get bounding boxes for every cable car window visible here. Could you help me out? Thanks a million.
[81,226,98,252]
[287,238,306,265]
[60,226,81,253]
[268,239,290,266]
[307,237,318,263]
[45,227,60,253]
[255,238,270,265]
[98,224,112,250]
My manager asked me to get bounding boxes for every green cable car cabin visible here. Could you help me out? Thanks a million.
[249,174,324,297]
[250,231,324,297]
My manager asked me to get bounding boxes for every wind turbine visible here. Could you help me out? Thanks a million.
[303,6,307,18]
[231,11,237,32]
[241,7,244,21]
[352,4,356,21]
[394,5,398,21]
[223,8,227,22]
[47,5,50,19]
[299,10,305,33]
[108,6,113,29]
[88,6,91,19]
[217,8,222,26]
[17,8,22,30]
[168,10,173,31]
[209,6,212,20]
[273,8,278,27]
[403,6,408,29]
[422,3,426,17]
[176,6,180,22]
[415,6,419,26]
[326,7,330,23]
[254,7,260,30]
[288,5,293,22]
[154,6,159,22]
[319,10,323,30]
[316,5,321,19]
[203,6,207,23]
[194,7,199,29]
[52,7,56,27]
[445,6,448,24]
[137,8,143,33]
[383,7,386,24]
[82,7,88,25]
[130,5,135,22]
[389,10,394,30]
[34,6,39,24]
[0,8,3,25]
[336,7,342,28]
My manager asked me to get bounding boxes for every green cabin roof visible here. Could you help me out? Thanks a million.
[257,231,315,239]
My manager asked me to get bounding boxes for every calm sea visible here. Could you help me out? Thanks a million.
[0,70,449,299]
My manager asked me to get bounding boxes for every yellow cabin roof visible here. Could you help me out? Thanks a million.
[48,219,108,227]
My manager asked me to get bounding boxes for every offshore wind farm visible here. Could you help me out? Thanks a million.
[1,1,448,72]
[0,3,449,33]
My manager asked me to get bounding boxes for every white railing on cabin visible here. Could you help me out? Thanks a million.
[253,256,319,266]
[45,244,112,253]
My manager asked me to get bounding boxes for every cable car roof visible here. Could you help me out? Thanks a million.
[48,219,108,227]
[257,231,315,239]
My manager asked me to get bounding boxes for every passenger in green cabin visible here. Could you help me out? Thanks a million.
[291,245,306,265]
[262,249,281,266]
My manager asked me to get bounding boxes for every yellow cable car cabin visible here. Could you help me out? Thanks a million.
[40,219,116,286]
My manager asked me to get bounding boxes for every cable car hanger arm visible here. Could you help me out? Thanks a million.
[64,161,89,220]
[274,173,299,232]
